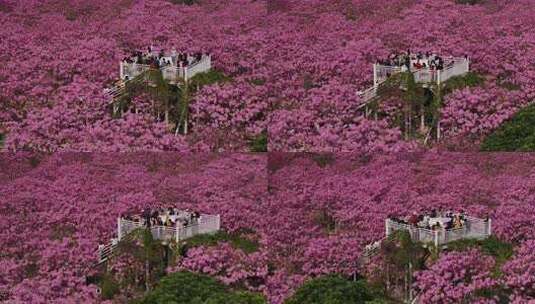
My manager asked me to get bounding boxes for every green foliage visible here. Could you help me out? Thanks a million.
[480,103,535,151]
[383,230,428,270]
[181,231,259,255]
[204,291,267,304]
[303,73,315,91]
[284,275,374,304]
[249,78,266,86]
[136,271,266,304]
[100,275,120,300]
[28,155,43,168]
[442,72,485,95]
[110,228,171,294]
[472,286,511,303]
[248,131,267,152]
[447,236,513,259]
[0,133,4,148]
[310,153,335,167]
[188,69,232,93]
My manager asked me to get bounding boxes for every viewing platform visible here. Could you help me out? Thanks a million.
[120,50,212,84]
[104,47,212,115]
[361,212,491,262]
[97,208,221,264]
[385,213,491,247]
[357,52,470,110]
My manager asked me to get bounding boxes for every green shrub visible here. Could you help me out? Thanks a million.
[188,69,232,93]
[249,132,267,152]
[136,272,266,304]
[100,275,120,300]
[310,153,335,167]
[249,78,266,86]
[448,236,513,259]
[181,231,259,255]
[442,72,485,95]
[28,155,42,168]
[285,275,374,304]
[480,103,535,151]
[205,291,267,304]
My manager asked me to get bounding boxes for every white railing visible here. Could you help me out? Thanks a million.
[357,57,470,113]
[361,237,386,261]
[161,66,182,83]
[120,55,211,83]
[437,57,470,84]
[97,238,119,263]
[413,69,437,83]
[356,84,381,109]
[385,216,491,247]
[184,55,211,80]
[119,214,221,243]
[97,214,220,264]
[121,63,151,80]
[375,65,402,84]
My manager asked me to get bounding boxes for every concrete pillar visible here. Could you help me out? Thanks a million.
[373,63,378,92]
[117,217,122,240]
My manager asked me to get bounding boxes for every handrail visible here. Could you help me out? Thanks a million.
[386,216,491,246]
[357,57,469,112]
[97,214,220,264]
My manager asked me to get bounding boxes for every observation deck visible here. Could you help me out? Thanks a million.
[361,213,491,262]
[119,53,212,84]
[357,54,470,110]
[97,210,221,264]
[385,214,491,247]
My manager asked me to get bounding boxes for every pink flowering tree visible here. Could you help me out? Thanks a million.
[414,250,501,303]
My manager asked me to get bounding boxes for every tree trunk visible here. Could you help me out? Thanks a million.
[420,106,425,133]
[145,259,150,293]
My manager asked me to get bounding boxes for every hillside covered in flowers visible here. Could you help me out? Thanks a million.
[2,0,535,152]
[1,153,534,303]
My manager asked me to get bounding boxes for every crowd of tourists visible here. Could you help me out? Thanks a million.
[389,209,472,231]
[121,207,201,228]
[121,46,209,69]
[377,50,466,72]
